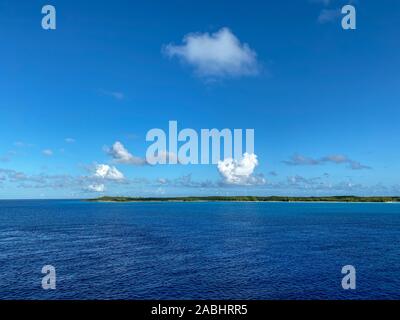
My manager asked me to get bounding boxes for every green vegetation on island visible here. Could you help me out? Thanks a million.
[88,196,400,203]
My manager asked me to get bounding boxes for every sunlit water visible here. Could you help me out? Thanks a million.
[0,200,399,299]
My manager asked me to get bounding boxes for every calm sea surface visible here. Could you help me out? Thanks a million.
[0,200,399,300]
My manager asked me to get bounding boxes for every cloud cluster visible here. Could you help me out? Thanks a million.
[94,164,125,181]
[283,153,371,170]
[217,153,265,185]
[0,168,81,190]
[106,141,146,165]
[0,164,127,194]
[254,172,369,195]
[3,163,400,197]
[262,173,392,196]
[164,28,259,79]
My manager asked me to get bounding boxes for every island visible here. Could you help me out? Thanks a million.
[88,196,400,203]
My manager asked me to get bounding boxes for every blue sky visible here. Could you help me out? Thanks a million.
[1,0,399,199]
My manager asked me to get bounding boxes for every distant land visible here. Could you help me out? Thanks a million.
[89,196,400,203]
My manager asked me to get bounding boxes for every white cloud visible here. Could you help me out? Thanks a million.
[94,164,124,181]
[164,27,260,78]
[106,141,146,165]
[86,184,105,192]
[217,153,265,185]
[42,149,53,156]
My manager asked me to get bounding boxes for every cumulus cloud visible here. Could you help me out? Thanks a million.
[283,153,371,170]
[106,141,146,165]
[164,27,260,79]
[94,164,124,181]
[86,183,105,193]
[217,153,265,185]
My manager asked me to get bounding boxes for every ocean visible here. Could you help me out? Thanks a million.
[0,200,399,300]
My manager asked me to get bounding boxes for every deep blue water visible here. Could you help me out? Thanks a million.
[0,200,399,300]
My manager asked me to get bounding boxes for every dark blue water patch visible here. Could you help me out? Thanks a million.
[0,200,399,299]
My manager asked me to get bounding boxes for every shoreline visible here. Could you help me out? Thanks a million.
[88,195,400,203]
[89,198,400,204]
